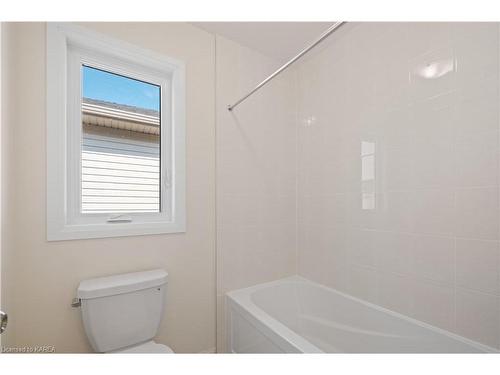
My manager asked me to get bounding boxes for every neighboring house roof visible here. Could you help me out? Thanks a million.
[82,98,160,135]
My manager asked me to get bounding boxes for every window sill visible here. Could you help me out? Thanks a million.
[47,219,186,241]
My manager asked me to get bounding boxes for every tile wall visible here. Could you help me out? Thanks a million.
[216,35,298,351]
[296,23,500,349]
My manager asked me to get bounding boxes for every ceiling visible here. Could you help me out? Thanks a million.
[193,22,334,62]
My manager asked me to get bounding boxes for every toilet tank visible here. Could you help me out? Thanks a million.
[77,269,168,353]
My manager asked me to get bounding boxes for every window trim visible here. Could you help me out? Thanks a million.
[47,23,185,241]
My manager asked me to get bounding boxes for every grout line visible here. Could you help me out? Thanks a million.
[294,67,299,277]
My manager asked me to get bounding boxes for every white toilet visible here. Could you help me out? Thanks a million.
[76,269,173,353]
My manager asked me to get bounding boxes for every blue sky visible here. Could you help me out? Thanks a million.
[82,66,160,111]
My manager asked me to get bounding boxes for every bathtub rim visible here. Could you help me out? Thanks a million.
[226,275,498,353]
[226,288,323,353]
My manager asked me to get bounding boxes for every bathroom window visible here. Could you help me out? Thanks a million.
[46,23,186,240]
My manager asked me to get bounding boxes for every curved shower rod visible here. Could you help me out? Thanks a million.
[227,21,346,112]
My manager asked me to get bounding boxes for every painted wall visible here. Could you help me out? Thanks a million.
[1,22,216,353]
[1,22,14,348]
[215,35,297,352]
[296,23,500,349]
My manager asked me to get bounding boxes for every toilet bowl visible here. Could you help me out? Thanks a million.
[112,341,173,354]
[76,269,174,353]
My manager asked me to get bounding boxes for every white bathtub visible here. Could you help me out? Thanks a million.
[226,276,497,353]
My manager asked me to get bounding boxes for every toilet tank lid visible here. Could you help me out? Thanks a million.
[77,269,168,300]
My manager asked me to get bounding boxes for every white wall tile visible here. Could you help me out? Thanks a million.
[408,48,456,103]
[384,147,415,191]
[455,131,499,188]
[216,35,297,349]
[214,22,500,351]
[413,190,454,236]
[411,235,455,285]
[456,239,500,295]
[410,279,455,332]
[407,23,453,58]
[349,229,377,268]
[377,272,413,316]
[382,191,416,233]
[348,265,378,303]
[456,288,500,349]
[374,231,414,276]
[455,187,499,240]
[297,22,500,349]
[455,94,499,139]
[454,23,499,91]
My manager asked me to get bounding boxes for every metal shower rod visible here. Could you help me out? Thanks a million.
[227,21,346,111]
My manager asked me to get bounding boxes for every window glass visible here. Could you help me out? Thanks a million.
[81,66,161,213]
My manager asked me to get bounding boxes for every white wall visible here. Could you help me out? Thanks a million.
[1,22,216,353]
[215,35,297,351]
[296,23,500,349]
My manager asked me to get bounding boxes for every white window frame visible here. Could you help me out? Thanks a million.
[47,23,185,241]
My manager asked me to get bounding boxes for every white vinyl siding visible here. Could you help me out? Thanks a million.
[81,132,160,213]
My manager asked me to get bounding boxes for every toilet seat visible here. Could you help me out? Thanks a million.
[112,340,174,353]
